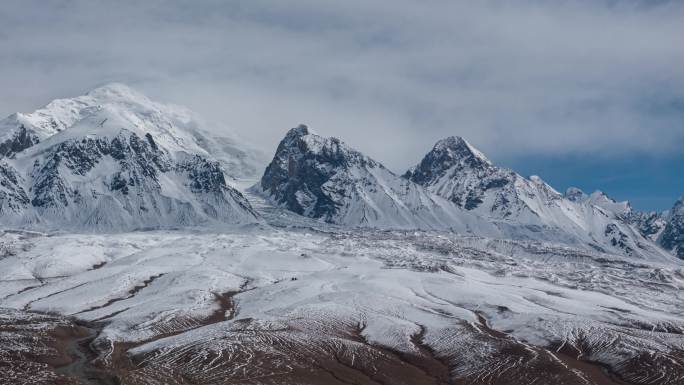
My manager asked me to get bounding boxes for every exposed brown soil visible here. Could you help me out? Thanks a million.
[0,310,92,385]
[554,349,632,385]
[5,303,678,385]
[0,288,237,385]
[91,290,242,383]
[53,321,119,385]
[469,312,640,385]
[122,321,460,385]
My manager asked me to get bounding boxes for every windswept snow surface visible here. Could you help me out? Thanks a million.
[1,218,683,384]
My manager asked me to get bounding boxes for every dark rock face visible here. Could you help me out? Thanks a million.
[626,211,666,240]
[604,223,634,256]
[404,136,491,186]
[30,133,172,210]
[0,129,257,229]
[0,161,30,214]
[405,136,517,213]
[260,125,375,220]
[0,125,40,158]
[659,197,684,259]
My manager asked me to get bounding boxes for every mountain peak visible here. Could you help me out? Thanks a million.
[587,190,632,216]
[565,187,588,202]
[404,136,492,186]
[270,125,369,170]
[286,124,311,138]
[432,136,492,166]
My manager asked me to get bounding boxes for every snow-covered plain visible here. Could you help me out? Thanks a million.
[1,196,683,384]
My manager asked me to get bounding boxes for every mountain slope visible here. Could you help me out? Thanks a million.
[405,136,673,260]
[0,84,259,231]
[256,125,496,232]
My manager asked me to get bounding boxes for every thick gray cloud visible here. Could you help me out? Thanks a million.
[1,0,683,171]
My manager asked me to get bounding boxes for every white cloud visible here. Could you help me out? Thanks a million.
[0,0,682,172]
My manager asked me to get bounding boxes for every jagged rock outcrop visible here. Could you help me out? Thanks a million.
[659,197,684,259]
[0,125,40,158]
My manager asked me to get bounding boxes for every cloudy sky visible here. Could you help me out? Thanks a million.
[1,0,682,210]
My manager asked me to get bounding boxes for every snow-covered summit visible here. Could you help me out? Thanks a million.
[403,136,491,186]
[586,190,632,216]
[566,188,633,216]
[0,84,261,231]
[0,83,154,157]
[435,136,492,164]
[0,83,266,178]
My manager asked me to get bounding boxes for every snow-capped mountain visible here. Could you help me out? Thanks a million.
[660,196,684,258]
[0,84,259,231]
[0,83,266,178]
[404,136,672,259]
[255,125,497,232]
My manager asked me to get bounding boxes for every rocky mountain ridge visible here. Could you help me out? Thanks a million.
[403,135,672,260]
[256,125,492,231]
[563,186,681,257]
[257,128,676,261]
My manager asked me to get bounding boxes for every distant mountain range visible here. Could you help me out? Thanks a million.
[0,84,681,260]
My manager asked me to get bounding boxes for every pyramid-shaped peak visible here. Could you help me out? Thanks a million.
[431,136,491,166]
[434,136,467,149]
[405,136,493,186]
[274,124,366,163]
[285,124,311,139]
